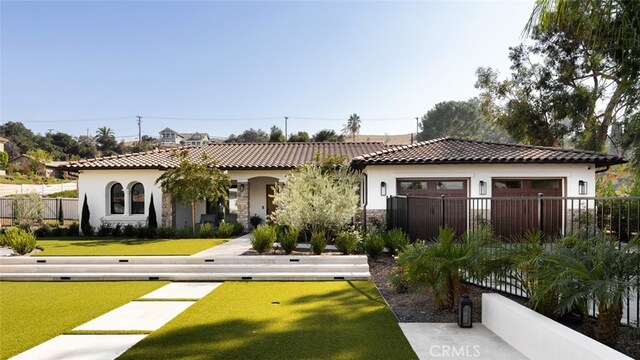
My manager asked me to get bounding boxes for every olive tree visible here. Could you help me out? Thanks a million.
[155,150,231,233]
[270,155,362,238]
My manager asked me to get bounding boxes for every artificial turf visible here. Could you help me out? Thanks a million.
[34,238,226,256]
[0,281,168,359]
[118,281,418,360]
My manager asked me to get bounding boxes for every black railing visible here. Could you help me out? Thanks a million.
[387,195,640,328]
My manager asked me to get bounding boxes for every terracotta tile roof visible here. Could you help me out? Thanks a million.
[64,142,388,170]
[351,137,626,167]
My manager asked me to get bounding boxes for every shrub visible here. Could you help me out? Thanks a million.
[135,223,149,238]
[389,268,410,293]
[148,194,158,229]
[34,225,51,238]
[2,227,37,255]
[216,220,235,238]
[384,228,409,256]
[97,222,113,237]
[364,233,385,258]
[251,225,277,254]
[57,200,64,225]
[178,226,193,239]
[111,223,123,237]
[231,222,244,236]
[199,223,215,238]
[80,194,91,236]
[50,224,65,237]
[157,226,176,239]
[123,224,136,238]
[279,227,299,254]
[12,193,44,229]
[250,214,263,229]
[310,231,327,255]
[335,228,361,255]
[66,222,79,236]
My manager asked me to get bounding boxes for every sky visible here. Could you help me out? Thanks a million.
[0,0,535,141]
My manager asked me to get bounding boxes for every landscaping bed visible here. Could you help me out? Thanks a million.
[369,253,640,359]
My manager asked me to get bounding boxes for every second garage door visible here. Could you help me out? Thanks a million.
[491,179,563,239]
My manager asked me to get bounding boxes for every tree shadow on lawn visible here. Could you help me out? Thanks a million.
[118,283,416,360]
[42,239,173,248]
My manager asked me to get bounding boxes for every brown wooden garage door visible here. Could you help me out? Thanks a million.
[491,179,563,239]
[397,179,468,240]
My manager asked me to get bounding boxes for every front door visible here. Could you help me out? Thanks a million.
[266,184,276,218]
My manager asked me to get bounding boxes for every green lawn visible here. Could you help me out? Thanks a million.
[119,281,417,360]
[0,281,168,359]
[35,238,227,256]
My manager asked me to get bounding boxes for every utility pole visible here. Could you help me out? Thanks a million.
[136,116,142,144]
[415,117,420,143]
[284,116,288,140]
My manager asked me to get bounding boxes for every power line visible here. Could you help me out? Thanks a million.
[3,117,132,123]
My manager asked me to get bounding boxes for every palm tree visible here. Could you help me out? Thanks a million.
[398,226,494,311]
[155,150,231,233]
[536,235,640,346]
[342,113,361,142]
[95,127,114,143]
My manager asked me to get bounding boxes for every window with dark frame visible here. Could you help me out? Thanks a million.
[130,183,145,215]
[110,183,125,214]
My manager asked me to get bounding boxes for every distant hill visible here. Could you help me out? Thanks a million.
[344,133,415,145]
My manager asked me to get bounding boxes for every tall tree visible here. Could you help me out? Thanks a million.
[417,99,511,142]
[312,129,344,142]
[155,150,231,233]
[476,22,639,150]
[0,122,36,158]
[95,127,118,156]
[342,113,362,142]
[269,126,285,143]
[225,128,269,143]
[287,131,311,143]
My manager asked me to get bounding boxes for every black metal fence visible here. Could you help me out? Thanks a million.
[387,195,640,243]
[387,195,640,328]
[0,197,78,225]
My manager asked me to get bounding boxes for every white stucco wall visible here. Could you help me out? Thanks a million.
[364,163,597,210]
[78,169,164,229]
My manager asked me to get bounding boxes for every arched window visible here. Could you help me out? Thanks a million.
[110,183,125,214]
[130,183,145,215]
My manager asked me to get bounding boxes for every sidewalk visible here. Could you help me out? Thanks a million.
[192,233,252,256]
[399,323,529,360]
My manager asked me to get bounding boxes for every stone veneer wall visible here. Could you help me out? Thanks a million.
[237,181,250,231]
[364,209,387,233]
[161,192,175,228]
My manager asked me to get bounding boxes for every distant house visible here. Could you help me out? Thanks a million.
[158,128,211,146]
[8,155,68,178]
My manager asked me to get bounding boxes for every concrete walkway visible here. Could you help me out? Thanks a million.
[193,233,252,256]
[399,323,529,360]
[11,282,223,360]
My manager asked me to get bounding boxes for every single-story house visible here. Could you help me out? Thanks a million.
[8,155,68,178]
[63,138,625,232]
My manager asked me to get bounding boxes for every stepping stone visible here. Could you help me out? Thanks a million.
[140,282,222,299]
[74,301,194,332]
[11,334,146,360]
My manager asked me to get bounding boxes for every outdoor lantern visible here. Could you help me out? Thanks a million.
[239,183,245,193]
[380,182,387,196]
[458,294,473,328]
[578,180,587,195]
[479,180,487,195]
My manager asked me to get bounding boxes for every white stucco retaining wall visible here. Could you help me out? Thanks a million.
[482,293,632,360]
[364,163,597,209]
[78,169,164,230]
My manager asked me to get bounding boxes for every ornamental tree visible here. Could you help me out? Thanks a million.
[155,150,230,233]
[271,155,362,238]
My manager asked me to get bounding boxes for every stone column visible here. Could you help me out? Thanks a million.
[236,181,250,231]
[161,192,176,228]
